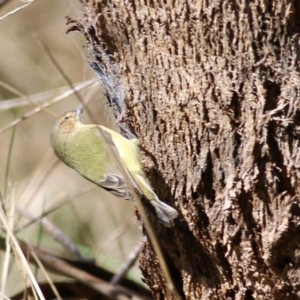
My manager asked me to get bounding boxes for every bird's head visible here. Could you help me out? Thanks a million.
[50,107,84,147]
[53,107,84,133]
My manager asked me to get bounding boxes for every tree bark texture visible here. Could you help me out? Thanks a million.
[71,0,300,299]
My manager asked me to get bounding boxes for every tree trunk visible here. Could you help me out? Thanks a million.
[70,0,300,299]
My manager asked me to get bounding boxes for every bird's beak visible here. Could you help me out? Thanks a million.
[76,107,83,116]
[75,107,84,122]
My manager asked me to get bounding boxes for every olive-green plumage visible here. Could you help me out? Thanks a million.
[50,108,178,227]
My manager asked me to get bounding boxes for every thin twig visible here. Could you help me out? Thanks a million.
[16,207,83,260]
[0,79,56,117]
[4,118,16,197]
[0,80,93,135]
[0,80,95,110]
[35,37,95,122]
[17,150,59,222]
[0,0,35,21]
[0,205,46,300]
[14,240,152,300]
[15,185,95,234]
[110,242,141,285]
[28,246,63,300]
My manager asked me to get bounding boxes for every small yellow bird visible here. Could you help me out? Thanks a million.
[50,108,178,227]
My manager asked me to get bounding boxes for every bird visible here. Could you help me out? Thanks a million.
[50,107,178,227]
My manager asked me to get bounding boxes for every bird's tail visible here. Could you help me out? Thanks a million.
[149,198,178,227]
[133,173,178,227]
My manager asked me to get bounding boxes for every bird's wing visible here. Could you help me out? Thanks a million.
[93,127,141,200]
[98,173,133,200]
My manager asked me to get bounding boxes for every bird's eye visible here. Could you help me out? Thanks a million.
[64,116,70,121]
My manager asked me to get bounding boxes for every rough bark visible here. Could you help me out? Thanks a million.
[70,0,300,299]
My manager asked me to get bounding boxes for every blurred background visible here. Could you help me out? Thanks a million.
[0,0,142,297]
